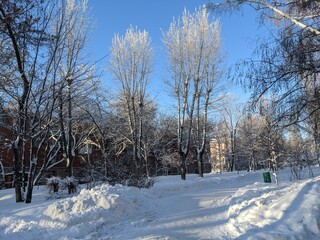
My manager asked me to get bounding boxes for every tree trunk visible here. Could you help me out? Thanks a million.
[0,161,5,185]
[313,121,320,166]
[3,11,30,203]
[67,81,73,178]
[59,91,68,171]
[25,159,36,203]
[229,129,236,172]
[144,143,150,178]
[197,151,204,178]
[21,140,26,193]
[271,150,279,185]
[180,154,187,180]
[229,155,234,172]
[13,142,23,203]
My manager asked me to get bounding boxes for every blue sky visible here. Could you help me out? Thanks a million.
[87,0,261,110]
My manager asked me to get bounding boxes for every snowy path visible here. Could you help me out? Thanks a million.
[106,175,248,240]
[1,169,319,240]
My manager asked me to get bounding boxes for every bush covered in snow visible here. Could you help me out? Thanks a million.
[62,177,78,194]
[122,176,155,189]
[46,176,62,193]
[46,176,78,196]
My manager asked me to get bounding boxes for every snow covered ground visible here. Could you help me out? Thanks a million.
[0,167,319,240]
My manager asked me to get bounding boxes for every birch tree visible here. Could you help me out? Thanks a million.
[109,26,153,179]
[208,0,320,36]
[163,7,222,179]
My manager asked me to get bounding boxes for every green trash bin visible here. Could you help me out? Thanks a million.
[263,172,271,183]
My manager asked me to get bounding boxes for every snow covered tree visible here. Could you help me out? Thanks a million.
[303,113,320,166]
[109,26,153,180]
[27,0,95,200]
[152,114,179,175]
[0,0,59,203]
[237,114,267,171]
[163,7,222,179]
[77,95,112,183]
[258,99,286,184]
[285,124,316,179]
[55,0,94,183]
[215,95,243,172]
[0,0,94,202]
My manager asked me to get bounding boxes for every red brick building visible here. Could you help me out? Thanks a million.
[0,113,15,187]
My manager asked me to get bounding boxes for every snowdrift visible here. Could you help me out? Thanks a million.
[227,176,320,239]
[0,184,150,239]
[0,168,319,239]
[44,184,145,224]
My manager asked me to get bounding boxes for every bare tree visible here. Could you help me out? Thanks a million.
[237,114,266,171]
[258,98,285,184]
[210,0,320,171]
[77,95,112,182]
[208,0,320,35]
[0,0,94,202]
[55,0,94,183]
[0,0,57,202]
[109,26,153,179]
[192,12,223,177]
[285,125,315,179]
[152,114,179,175]
[26,0,95,200]
[209,0,319,118]
[163,7,222,179]
[216,95,243,172]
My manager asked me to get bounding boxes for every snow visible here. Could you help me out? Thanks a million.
[0,167,320,240]
[227,178,320,239]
